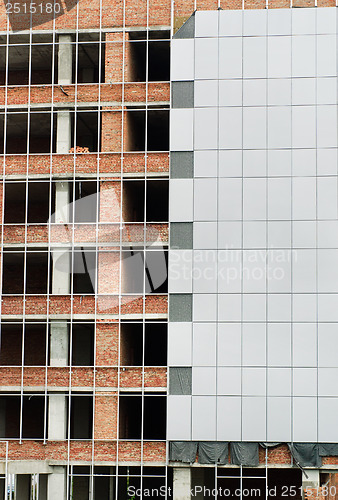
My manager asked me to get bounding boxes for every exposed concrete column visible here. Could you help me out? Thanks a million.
[15,474,30,500]
[173,468,191,500]
[48,394,67,440]
[57,34,73,155]
[302,470,320,499]
[49,322,69,367]
[47,467,66,500]
[50,183,70,437]
[58,34,73,85]
[51,180,70,366]
[56,111,72,154]
[52,181,71,299]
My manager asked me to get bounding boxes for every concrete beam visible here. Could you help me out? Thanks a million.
[5,461,52,475]
[48,394,67,440]
[173,468,191,500]
[47,466,66,500]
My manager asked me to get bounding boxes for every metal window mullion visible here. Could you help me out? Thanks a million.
[265,8,268,476]
[315,8,319,446]
[90,0,104,496]
[166,3,174,496]
[240,6,244,449]
[43,14,57,447]
[115,1,127,496]
[19,26,33,446]
[140,1,151,495]
[0,17,10,496]
[290,10,294,449]
[66,5,81,497]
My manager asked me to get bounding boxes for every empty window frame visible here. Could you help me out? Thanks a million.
[4,181,53,224]
[72,248,97,294]
[128,31,170,82]
[0,110,56,154]
[216,468,302,500]
[0,34,55,85]
[118,393,166,440]
[0,393,45,439]
[0,321,94,367]
[122,179,169,223]
[75,110,100,152]
[71,322,94,366]
[0,33,105,85]
[70,393,93,439]
[72,180,98,223]
[76,34,106,84]
[2,249,49,294]
[4,179,99,225]
[0,322,47,366]
[126,108,169,152]
[69,466,116,500]
[51,247,97,295]
[121,249,168,294]
[0,109,100,154]
[120,321,167,367]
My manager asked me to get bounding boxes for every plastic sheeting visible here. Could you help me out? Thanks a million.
[230,442,259,466]
[170,441,198,463]
[288,443,322,468]
[259,443,281,449]
[318,443,338,457]
[169,367,192,395]
[198,442,228,465]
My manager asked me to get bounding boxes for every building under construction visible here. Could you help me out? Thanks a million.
[1,0,338,499]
